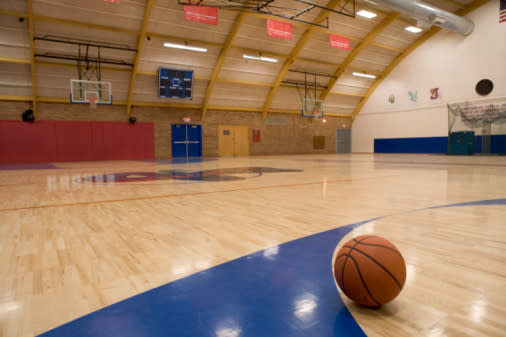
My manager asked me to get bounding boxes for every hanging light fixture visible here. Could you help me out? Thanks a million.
[352,72,377,79]
[242,54,278,63]
[163,42,207,53]
[405,26,423,33]
[357,10,377,19]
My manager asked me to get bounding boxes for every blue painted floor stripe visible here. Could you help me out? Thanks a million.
[38,199,506,337]
[39,223,367,337]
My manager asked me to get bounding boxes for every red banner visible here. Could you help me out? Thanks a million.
[104,0,119,3]
[330,34,350,50]
[184,5,218,25]
[266,19,292,40]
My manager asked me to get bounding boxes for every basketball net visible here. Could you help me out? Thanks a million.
[88,97,98,109]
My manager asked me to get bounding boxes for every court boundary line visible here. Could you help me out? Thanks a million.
[0,174,402,213]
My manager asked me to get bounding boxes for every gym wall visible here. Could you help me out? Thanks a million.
[352,1,506,153]
[0,101,350,163]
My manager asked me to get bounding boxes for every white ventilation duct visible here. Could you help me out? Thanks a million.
[366,0,474,36]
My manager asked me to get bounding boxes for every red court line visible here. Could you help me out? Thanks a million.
[0,175,400,213]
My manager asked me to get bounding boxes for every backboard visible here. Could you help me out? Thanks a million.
[302,97,324,118]
[70,79,112,105]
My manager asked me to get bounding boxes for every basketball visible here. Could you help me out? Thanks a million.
[333,235,406,307]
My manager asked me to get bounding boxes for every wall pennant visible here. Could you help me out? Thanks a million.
[329,34,350,50]
[184,5,218,25]
[430,88,439,100]
[266,19,293,40]
[408,90,418,102]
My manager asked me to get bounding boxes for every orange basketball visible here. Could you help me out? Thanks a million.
[333,235,406,307]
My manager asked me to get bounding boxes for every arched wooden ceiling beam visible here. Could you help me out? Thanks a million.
[0,9,27,18]
[201,13,246,119]
[0,56,366,99]
[0,57,31,64]
[126,0,155,121]
[0,9,403,70]
[350,0,491,122]
[1,95,352,117]
[149,31,403,65]
[27,0,37,119]
[319,12,399,102]
[261,0,346,120]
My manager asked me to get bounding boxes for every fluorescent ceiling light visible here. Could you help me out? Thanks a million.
[163,42,207,53]
[242,54,278,63]
[352,72,376,79]
[405,26,422,33]
[357,10,376,19]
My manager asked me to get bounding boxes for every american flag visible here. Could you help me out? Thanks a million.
[501,0,506,23]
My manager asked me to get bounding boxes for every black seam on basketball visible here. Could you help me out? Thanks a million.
[349,247,402,290]
[356,236,372,243]
[355,242,403,256]
[341,240,362,295]
[339,254,350,295]
[347,255,380,306]
[338,254,359,301]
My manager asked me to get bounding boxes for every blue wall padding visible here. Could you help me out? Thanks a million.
[374,135,506,154]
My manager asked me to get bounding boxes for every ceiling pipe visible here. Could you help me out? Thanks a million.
[366,0,474,36]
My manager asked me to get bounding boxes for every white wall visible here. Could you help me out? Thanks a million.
[352,1,506,152]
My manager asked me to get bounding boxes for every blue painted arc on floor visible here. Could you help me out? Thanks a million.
[38,199,506,337]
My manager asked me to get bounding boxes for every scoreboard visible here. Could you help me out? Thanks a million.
[159,68,193,99]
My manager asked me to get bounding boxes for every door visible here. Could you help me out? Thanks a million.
[336,128,351,153]
[218,125,249,157]
[233,126,249,156]
[172,124,187,158]
[187,124,202,157]
[171,124,202,158]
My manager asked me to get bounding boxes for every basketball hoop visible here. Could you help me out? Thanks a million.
[70,80,112,106]
[301,98,323,118]
[88,97,98,109]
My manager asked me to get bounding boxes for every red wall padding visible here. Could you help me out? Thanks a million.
[0,120,155,164]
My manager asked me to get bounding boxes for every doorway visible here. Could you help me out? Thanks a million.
[336,128,351,153]
[218,125,249,157]
[171,124,202,158]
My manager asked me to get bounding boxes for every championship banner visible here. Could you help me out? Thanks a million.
[184,5,218,25]
[448,100,506,127]
[330,34,350,50]
[266,19,292,40]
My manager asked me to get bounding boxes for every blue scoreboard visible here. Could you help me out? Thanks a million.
[159,68,193,99]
